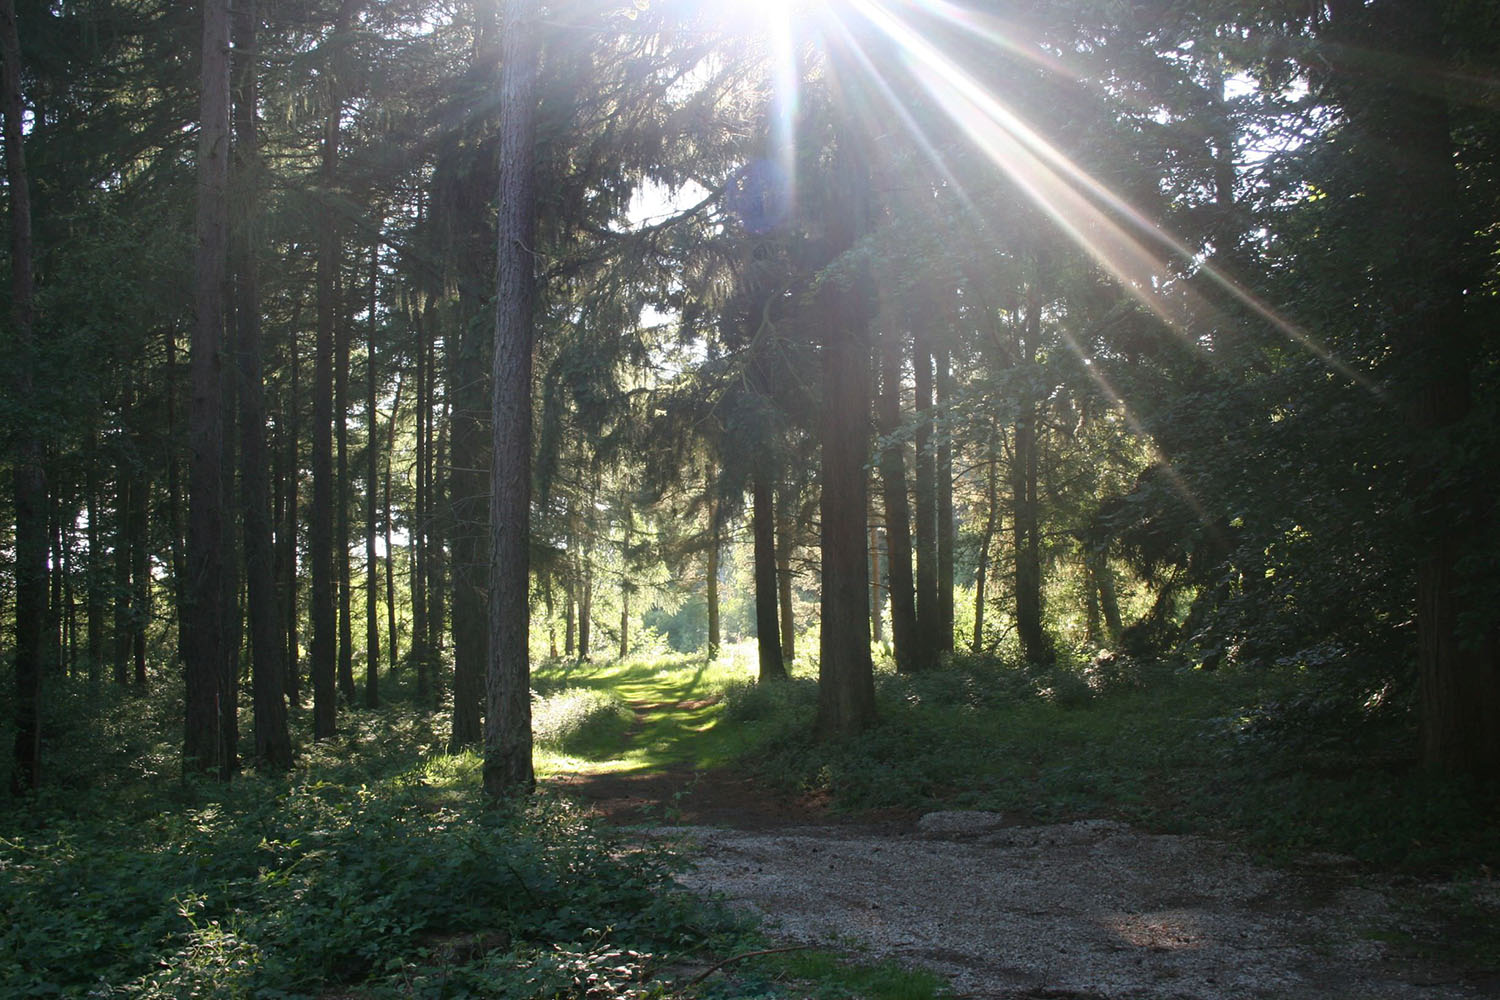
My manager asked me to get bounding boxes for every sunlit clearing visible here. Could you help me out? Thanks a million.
[848,0,1375,394]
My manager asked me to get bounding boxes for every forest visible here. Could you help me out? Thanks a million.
[2,0,1498,997]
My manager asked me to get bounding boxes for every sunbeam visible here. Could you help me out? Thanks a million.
[844,0,1378,394]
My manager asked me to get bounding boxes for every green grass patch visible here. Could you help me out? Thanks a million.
[531,646,775,776]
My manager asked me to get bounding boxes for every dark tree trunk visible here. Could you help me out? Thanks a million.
[1326,0,1500,777]
[448,296,488,751]
[813,136,876,739]
[383,367,403,680]
[876,329,920,673]
[706,486,721,657]
[232,0,291,769]
[85,433,104,692]
[1013,286,1051,665]
[484,0,539,795]
[411,291,430,693]
[113,441,133,686]
[364,239,380,709]
[129,446,148,687]
[335,265,355,706]
[776,484,796,663]
[428,398,448,672]
[753,475,787,680]
[973,425,999,653]
[309,25,341,740]
[619,509,632,660]
[868,519,882,645]
[164,328,187,644]
[46,483,61,675]
[278,317,301,705]
[935,347,955,653]
[3,0,42,790]
[911,328,940,663]
[184,0,234,778]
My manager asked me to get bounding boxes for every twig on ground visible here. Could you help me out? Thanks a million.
[685,944,815,986]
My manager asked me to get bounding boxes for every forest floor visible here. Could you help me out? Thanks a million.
[550,702,1500,1000]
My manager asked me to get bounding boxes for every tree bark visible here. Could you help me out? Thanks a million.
[1013,284,1051,665]
[448,292,488,751]
[753,475,787,680]
[383,367,403,679]
[813,135,876,739]
[279,311,301,705]
[706,484,721,657]
[1326,0,1500,777]
[2,0,44,790]
[973,428,999,653]
[911,327,940,664]
[876,329,920,673]
[775,484,796,663]
[935,347,955,653]
[184,0,234,777]
[364,239,380,709]
[231,0,291,768]
[484,0,539,796]
[411,289,430,693]
[335,264,355,706]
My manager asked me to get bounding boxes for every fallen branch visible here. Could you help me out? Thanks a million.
[686,944,815,987]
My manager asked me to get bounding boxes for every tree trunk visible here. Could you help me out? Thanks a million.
[411,290,430,693]
[364,239,380,709]
[1013,285,1051,665]
[335,263,355,706]
[85,433,104,693]
[935,346,955,653]
[753,475,787,680]
[868,519,882,645]
[911,327,940,664]
[280,312,301,705]
[129,444,148,687]
[184,0,234,777]
[2,0,43,789]
[383,368,403,679]
[164,328,187,655]
[113,437,133,686]
[448,292,488,751]
[484,0,539,795]
[706,486,721,657]
[973,428,999,653]
[775,485,796,663]
[1328,0,1500,777]
[876,329,920,673]
[231,0,291,768]
[813,136,876,739]
[619,509,632,660]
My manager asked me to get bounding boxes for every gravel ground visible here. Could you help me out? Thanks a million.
[650,812,1494,1000]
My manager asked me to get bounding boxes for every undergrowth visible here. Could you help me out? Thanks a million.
[0,676,740,999]
[723,652,1500,874]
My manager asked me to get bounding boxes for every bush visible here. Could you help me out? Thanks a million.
[1,763,720,998]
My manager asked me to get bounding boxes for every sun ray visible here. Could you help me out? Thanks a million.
[846,0,1378,394]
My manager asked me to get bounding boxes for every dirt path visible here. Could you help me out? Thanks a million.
[553,766,1498,1000]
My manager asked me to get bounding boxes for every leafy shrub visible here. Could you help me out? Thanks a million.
[1,773,719,998]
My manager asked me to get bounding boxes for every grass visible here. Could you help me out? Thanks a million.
[530,645,772,777]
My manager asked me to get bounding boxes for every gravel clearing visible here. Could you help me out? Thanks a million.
[650,813,1491,1000]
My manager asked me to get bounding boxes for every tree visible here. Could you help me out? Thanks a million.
[232,0,291,768]
[484,0,539,797]
[184,0,235,778]
[2,0,45,792]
